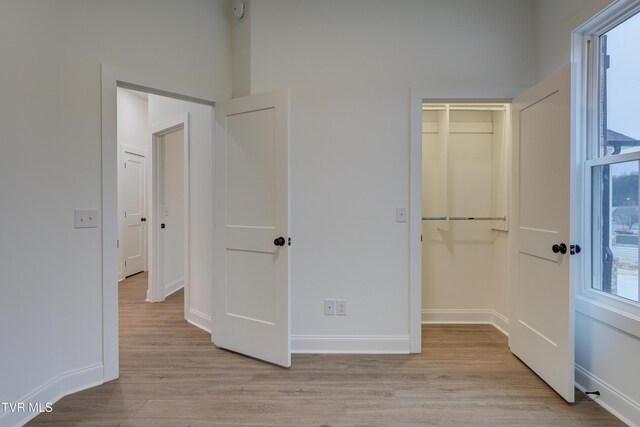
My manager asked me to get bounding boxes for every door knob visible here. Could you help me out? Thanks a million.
[141,217,147,222]
[274,237,286,246]
[552,243,567,254]
[570,244,581,255]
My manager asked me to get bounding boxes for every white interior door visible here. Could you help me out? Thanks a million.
[213,89,290,367]
[510,64,575,402]
[123,151,146,277]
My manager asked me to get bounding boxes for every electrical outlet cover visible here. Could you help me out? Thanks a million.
[336,300,347,316]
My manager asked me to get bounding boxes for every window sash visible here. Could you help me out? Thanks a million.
[584,6,640,312]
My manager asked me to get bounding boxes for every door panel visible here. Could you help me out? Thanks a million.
[123,151,146,277]
[510,64,575,403]
[226,108,277,228]
[213,89,290,367]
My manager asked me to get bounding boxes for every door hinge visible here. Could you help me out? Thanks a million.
[124,162,127,168]
[124,261,127,266]
[124,211,127,218]
[288,237,292,246]
[117,239,119,248]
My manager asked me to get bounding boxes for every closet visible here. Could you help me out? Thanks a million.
[421,103,510,330]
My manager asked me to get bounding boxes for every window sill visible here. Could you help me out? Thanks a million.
[576,294,640,339]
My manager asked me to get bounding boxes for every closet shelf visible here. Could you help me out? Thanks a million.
[422,216,506,221]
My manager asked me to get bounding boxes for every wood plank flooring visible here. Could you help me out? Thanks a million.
[29,273,624,426]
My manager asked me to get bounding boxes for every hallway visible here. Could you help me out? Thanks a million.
[29,274,622,426]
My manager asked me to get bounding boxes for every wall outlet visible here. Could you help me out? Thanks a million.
[324,299,336,315]
[336,300,347,316]
[74,209,98,228]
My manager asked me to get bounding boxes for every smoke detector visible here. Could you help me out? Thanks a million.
[233,2,245,20]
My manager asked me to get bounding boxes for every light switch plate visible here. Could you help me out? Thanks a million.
[75,209,98,228]
[396,206,408,222]
[324,299,336,316]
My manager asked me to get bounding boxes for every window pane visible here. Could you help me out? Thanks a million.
[597,13,640,157]
[592,161,640,302]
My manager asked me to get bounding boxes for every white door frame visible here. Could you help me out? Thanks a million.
[119,145,148,281]
[408,86,525,352]
[148,115,189,314]
[101,64,215,381]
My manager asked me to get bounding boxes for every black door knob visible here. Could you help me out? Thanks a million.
[552,243,567,254]
[570,244,582,255]
[141,217,147,222]
[274,237,286,246]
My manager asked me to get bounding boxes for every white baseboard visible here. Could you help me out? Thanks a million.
[291,335,410,354]
[0,364,103,427]
[422,308,509,336]
[186,308,211,333]
[575,364,640,427]
[165,278,184,298]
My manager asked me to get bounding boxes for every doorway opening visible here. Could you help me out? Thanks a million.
[420,102,511,333]
[116,87,213,331]
[411,68,577,403]
[102,65,217,381]
[116,89,191,311]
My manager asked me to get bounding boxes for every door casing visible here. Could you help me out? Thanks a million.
[148,115,189,315]
[408,86,527,352]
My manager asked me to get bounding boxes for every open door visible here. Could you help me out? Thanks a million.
[510,64,576,402]
[213,89,291,367]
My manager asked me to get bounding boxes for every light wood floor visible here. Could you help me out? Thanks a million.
[30,273,623,426]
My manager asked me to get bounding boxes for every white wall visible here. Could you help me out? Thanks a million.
[231,0,251,97]
[0,0,230,423]
[534,0,615,80]
[243,0,535,348]
[162,129,185,296]
[148,95,213,332]
[533,0,640,424]
[117,88,149,280]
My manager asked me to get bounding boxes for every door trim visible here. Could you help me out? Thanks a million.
[148,115,190,324]
[408,86,526,353]
[101,64,215,382]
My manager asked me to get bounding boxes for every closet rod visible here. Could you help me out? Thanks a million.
[422,106,506,111]
[422,216,506,221]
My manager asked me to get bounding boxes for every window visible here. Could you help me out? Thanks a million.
[588,10,640,303]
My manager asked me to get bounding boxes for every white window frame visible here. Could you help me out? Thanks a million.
[575,0,640,337]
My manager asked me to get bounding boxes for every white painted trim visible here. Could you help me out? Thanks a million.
[576,295,640,339]
[421,309,510,336]
[492,311,510,336]
[165,277,184,297]
[0,365,103,427]
[575,364,640,427]
[101,64,215,381]
[120,144,148,158]
[409,86,525,354]
[291,335,411,354]
[585,150,640,168]
[187,308,212,334]
[148,113,190,310]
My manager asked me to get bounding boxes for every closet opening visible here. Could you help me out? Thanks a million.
[421,102,511,335]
